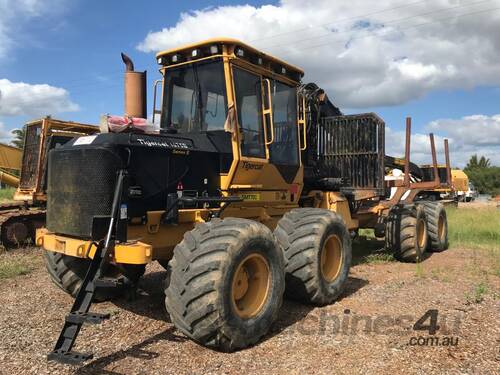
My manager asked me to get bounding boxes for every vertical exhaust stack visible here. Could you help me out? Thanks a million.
[121,53,147,119]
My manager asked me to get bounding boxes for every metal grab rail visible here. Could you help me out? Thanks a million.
[262,78,274,145]
[298,93,307,151]
[151,79,163,124]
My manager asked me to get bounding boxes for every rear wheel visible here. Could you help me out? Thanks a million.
[43,250,145,300]
[274,208,352,305]
[165,218,285,352]
[421,202,448,252]
[385,205,428,263]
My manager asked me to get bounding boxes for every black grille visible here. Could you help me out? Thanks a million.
[306,113,385,194]
[46,147,122,238]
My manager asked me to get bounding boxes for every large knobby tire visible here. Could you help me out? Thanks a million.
[385,205,428,263]
[165,218,285,352]
[43,250,145,300]
[421,202,449,252]
[274,208,352,305]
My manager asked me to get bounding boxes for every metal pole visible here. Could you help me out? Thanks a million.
[429,133,439,185]
[444,139,452,188]
[403,117,411,187]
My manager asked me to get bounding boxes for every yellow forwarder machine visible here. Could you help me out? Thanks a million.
[36,39,450,364]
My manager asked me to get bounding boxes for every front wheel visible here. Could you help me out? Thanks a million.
[43,251,145,300]
[165,218,285,352]
[274,208,352,305]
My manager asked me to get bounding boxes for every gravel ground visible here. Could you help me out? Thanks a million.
[0,242,498,375]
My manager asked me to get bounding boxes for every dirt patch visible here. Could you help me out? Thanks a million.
[0,244,498,375]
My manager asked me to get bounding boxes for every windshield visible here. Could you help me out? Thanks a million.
[161,59,227,133]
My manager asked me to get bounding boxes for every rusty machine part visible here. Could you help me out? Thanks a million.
[121,53,147,119]
[0,170,20,187]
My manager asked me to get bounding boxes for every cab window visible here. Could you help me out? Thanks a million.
[233,67,266,159]
[162,59,227,133]
[269,81,299,166]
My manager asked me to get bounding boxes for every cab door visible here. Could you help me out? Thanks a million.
[228,64,303,204]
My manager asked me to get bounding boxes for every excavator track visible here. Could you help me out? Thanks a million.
[0,204,45,248]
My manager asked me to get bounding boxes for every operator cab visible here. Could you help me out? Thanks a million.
[155,39,306,193]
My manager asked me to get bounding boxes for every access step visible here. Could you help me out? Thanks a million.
[65,311,110,325]
[94,277,124,289]
[47,349,93,365]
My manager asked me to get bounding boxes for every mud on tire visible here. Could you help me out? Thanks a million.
[165,218,285,352]
[274,208,352,305]
[43,251,145,300]
[385,205,428,263]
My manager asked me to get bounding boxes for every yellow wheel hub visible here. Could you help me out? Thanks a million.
[438,215,445,240]
[417,218,426,249]
[231,253,270,319]
[320,235,343,282]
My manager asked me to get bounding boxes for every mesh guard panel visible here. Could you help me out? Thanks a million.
[46,147,122,238]
[305,113,385,194]
[20,124,41,189]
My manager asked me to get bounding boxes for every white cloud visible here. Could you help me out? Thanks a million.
[385,126,449,164]
[137,0,500,108]
[0,0,66,58]
[427,114,500,146]
[426,114,500,166]
[0,121,13,143]
[385,114,500,167]
[0,79,79,117]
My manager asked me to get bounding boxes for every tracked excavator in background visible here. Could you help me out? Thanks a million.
[34,38,451,364]
[0,117,98,248]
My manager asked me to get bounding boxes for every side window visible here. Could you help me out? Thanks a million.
[233,67,266,159]
[205,92,226,130]
[269,81,299,166]
[171,84,194,131]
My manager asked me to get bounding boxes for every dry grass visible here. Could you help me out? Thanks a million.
[0,257,33,279]
[0,248,41,279]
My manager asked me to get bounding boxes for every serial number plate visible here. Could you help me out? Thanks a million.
[239,193,261,201]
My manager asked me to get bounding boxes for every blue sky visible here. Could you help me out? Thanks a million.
[1,0,499,166]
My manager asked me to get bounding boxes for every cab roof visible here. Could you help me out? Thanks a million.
[156,37,304,78]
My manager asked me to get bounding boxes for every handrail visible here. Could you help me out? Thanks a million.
[262,78,274,145]
[152,79,163,124]
[298,93,307,151]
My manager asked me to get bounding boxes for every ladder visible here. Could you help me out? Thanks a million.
[47,170,126,365]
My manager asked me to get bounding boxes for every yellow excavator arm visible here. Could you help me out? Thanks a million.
[0,143,22,187]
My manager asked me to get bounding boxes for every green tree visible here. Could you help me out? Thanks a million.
[466,154,479,169]
[464,154,500,196]
[478,156,491,168]
[10,127,25,149]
